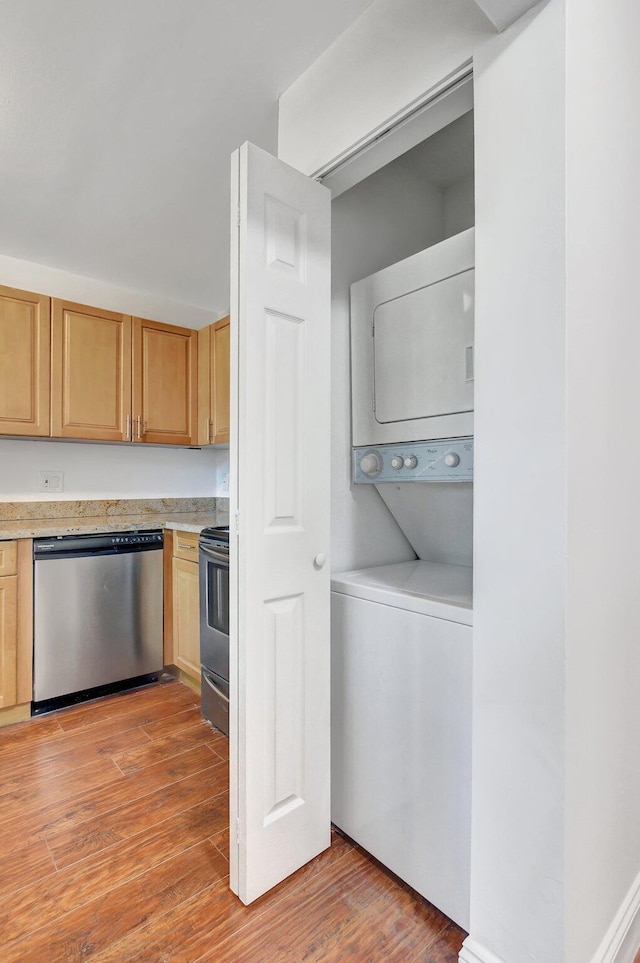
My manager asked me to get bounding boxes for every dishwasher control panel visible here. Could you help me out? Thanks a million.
[34,530,164,558]
[112,533,163,546]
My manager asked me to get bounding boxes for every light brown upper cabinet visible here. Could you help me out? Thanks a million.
[51,300,198,445]
[0,284,51,437]
[132,317,198,446]
[52,300,132,442]
[198,315,230,445]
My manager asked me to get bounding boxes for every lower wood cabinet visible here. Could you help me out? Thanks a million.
[0,573,18,708]
[0,540,33,724]
[165,530,201,689]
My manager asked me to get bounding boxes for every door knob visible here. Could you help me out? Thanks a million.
[313,553,326,569]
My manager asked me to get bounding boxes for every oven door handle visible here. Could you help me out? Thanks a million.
[200,544,230,565]
[202,671,229,706]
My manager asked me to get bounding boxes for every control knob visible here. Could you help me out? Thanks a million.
[359,452,382,476]
[390,456,403,470]
[444,452,461,467]
[403,455,418,469]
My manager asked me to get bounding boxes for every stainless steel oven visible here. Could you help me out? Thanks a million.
[199,526,230,735]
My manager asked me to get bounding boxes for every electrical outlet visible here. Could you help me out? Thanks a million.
[39,471,64,493]
[221,472,230,493]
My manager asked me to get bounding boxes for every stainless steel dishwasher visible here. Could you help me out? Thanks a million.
[33,530,164,712]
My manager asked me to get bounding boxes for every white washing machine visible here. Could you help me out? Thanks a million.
[331,559,472,930]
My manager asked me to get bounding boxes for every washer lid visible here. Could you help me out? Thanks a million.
[331,559,472,625]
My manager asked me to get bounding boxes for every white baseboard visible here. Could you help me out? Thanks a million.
[459,872,640,963]
[459,937,506,963]
[591,871,640,963]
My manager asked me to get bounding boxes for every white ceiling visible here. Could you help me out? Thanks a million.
[0,0,373,315]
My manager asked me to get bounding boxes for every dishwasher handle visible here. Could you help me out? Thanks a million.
[199,543,230,566]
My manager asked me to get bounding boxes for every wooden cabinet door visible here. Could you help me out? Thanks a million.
[211,315,230,444]
[172,557,200,681]
[0,285,51,437]
[197,315,230,445]
[197,325,212,445]
[51,300,132,441]
[132,318,197,445]
[0,576,18,709]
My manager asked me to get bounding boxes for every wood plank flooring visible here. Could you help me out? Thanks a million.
[0,678,466,962]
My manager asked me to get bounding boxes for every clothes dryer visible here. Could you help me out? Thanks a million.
[351,227,474,448]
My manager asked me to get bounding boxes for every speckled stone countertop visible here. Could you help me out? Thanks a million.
[0,497,229,540]
[164,515,228,535]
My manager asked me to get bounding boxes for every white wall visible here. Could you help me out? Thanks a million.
[0,253,230,502]
[279,0,495,176]
[565,0,640,960]
[444,174,475,239]
[0,252,220,329]
[331,154,451,573]
[0,437,227,501]
[471,4,567,961]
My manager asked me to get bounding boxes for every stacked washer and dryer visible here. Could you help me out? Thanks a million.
[331,227,475,929]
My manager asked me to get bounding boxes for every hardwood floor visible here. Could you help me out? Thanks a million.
[0,678,466,962]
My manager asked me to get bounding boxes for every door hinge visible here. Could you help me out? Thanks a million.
[235,511,240,535]
[237,203,241,227]
[236,817,241,846]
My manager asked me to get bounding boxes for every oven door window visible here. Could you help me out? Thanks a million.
[207,560,229,636]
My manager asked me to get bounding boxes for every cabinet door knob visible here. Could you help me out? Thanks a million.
[313,553,326,569]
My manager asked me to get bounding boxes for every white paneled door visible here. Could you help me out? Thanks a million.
[229,142,331,904]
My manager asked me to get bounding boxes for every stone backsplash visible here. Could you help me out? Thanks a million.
[0,497,221,522]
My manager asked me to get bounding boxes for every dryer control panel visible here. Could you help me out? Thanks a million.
[353,438,473,483]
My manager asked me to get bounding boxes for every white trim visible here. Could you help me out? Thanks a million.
[228,144,241,897]
[459,874,640,963]
[312,61,473,190]
[459,937,506,963]
[590,871,640,963]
